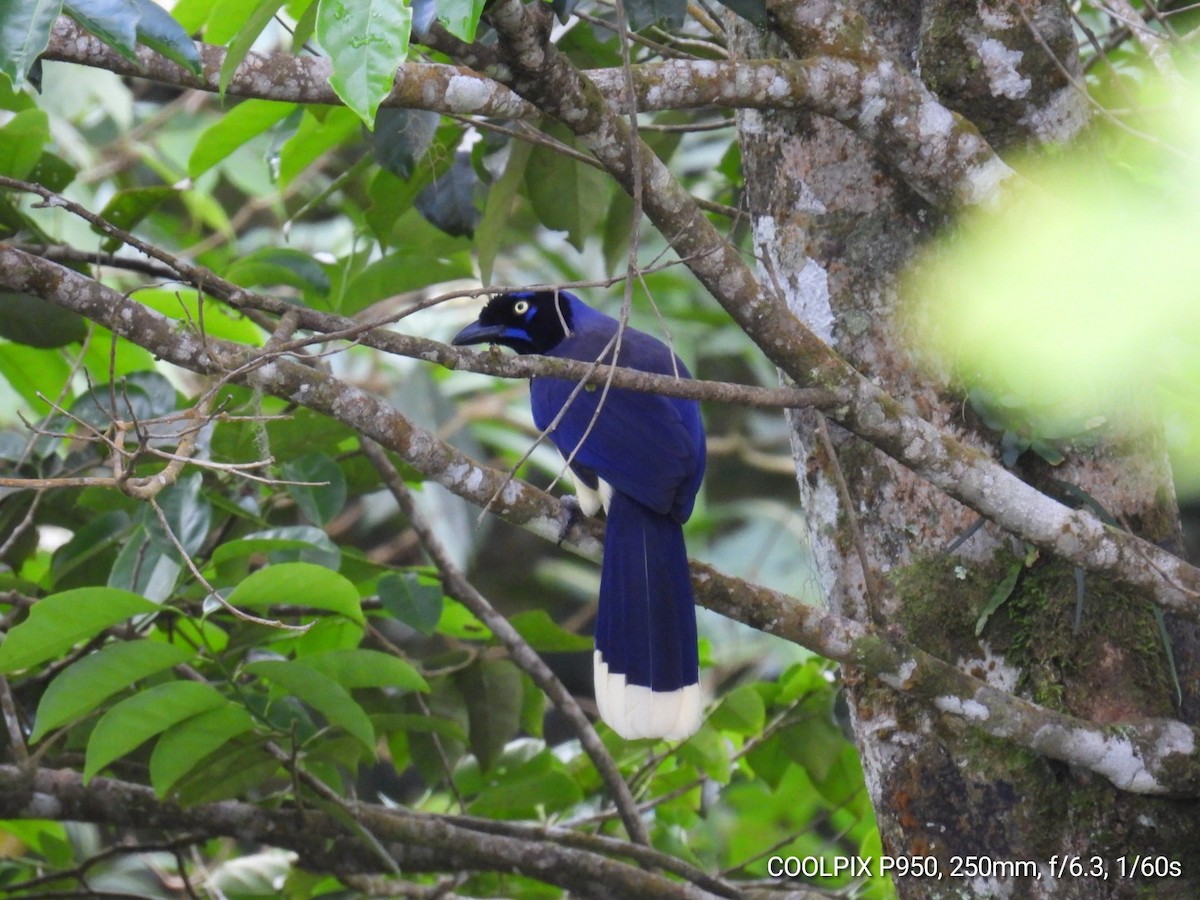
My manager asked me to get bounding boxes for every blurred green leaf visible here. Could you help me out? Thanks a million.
[282,452,346,525]
[0,292,86,348]
[224,247,331,295]
[525,136,610,251]
[457,659,524,772]
[508,609,591,653]
[0,108,48,179]
[93,186,178,252]
[189,98,297,178]
[0,588,158,673]
[378,571,443,635]
[298,647,428,693]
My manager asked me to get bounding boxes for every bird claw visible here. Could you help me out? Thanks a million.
[557,495,583,546]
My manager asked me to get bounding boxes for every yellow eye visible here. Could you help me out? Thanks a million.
[513,299,530,315]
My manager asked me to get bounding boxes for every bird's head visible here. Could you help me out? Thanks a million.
[451,290,575,355]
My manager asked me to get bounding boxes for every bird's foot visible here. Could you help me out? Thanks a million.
[557,495,583,546]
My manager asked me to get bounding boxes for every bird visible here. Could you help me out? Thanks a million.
[452,289,706,740]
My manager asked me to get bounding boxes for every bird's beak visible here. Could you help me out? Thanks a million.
[451,319,505,347]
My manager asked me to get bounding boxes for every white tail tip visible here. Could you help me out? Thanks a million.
[593,650,702,740]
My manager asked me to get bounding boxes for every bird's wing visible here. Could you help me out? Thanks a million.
[531,376,700,518]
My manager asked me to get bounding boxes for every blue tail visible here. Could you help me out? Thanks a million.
[593,491,701,740]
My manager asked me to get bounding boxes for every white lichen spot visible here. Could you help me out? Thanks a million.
[1021,84,1089,143]
[444,74,491,112]
[961,154,1014,208]
[976,38,1031,100]
[957,642,1021,694]
[788,258,835,343]
[879,658,918,690]
[933,695,990,721]
[917,100,955,141]
[1038,726,1161,793]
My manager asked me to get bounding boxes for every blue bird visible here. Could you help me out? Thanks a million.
[453,290,706,740]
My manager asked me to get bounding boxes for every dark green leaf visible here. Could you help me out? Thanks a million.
[525,136,610,251]
[710,0,767,26]
[0,292,86,348]
[149,704,257,795]
[378,571,443,635]
[0,108,48,179]
[624,0,686,28]
[975,560,1023,636]
[84,680,228,781]
[282,451,347,525]
[133,0,202,74]
[223,247,331,295]
[63,0,139,62]
[416,151,480,237]
[468,753,582,818]
[0,0,63,89]
[70,370,179,429]
[373,107,440,179]
[28,151,76,191]
[50,511,132,589]
[508,609,591,653]
[31,640,193,741]
[149,472,212,558]
[457,659,523,772]
[107,526,181,602]
[244,659,375,750]
[210,525,342,570]
[93,186,177,252]
[316,0,412,129]
[476,138,531,283]
[0,588,158,673]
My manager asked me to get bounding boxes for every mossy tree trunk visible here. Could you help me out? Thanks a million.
[735,1,1200,895]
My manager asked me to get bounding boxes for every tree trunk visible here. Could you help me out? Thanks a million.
[735,1,1200,895]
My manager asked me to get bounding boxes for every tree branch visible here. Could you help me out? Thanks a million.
[4,247,1200,796]
[0,766,719,897]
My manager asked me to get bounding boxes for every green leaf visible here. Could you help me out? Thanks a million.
[457,659,523,772]
[508,609,591,653]
[975,560,1024,636]
[31,640,193,741]
[93,186,177,252]
[299,648,428,693]
[0,292,86,348]
[149,704,256,795]
[28,151,77,191]
[525,136,610,251]
[188,98,296,178]
[468,753,582,818]
[477,138,531,283]
[63,0,139,63]
[709,683,766,735]
[84,680,228,781]
[378,572,443,635]
[278,106,359,185]
[434,0,485,42]
[209,525,341,571]
[223,247,331,295]
[0,0,63,89]
[0,588,159,673]
[0,108,48,180]
[133,0,201,74]
[244,659,375,750]
[107,527,181,602]
[219,0,287,95]
[149,472,212,558]
[224,562,363,623]
[316,0,412,129]
[282,452,346,526]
